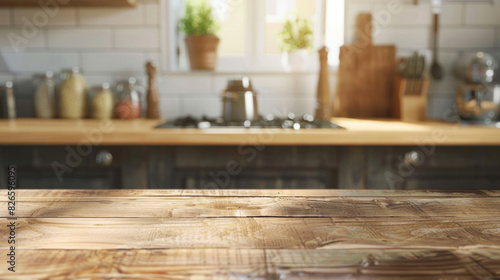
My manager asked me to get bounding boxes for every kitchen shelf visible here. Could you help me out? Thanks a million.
[0,0,136,7]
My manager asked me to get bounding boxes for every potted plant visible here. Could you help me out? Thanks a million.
[179,0,220,70]
[279,15,314,72]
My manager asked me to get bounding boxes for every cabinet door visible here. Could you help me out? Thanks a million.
[367,146,500,190]
[0,146,122,189]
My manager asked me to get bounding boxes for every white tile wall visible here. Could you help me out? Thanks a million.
[439,28,496,49]
[13,8,77,26]
[465,3,500,25]
[48,28,112,49]
[114,28,159,49]
[1,0,498,120]
[1,51,78,73]
[78,7,144,26]
[0,28,45,51]
[144,3,160,25]
[81,52,145,73]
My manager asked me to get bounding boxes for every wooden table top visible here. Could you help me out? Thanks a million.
[1,189,500,279]
[1,118,500,145]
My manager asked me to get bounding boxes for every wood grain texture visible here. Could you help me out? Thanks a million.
[2,118,500,146]
[3,197,500,218]
[0,189,499,279]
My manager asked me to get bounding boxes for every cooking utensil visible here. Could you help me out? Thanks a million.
[221,77,259,123]
[456,84,500,123]
[454,52,498,84]
[334,13,396,118]
[431,0,443,80]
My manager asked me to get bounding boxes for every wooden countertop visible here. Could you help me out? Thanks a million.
[1,189,499,279]
[1,118,500,145]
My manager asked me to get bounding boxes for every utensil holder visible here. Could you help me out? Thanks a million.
[393,76,429,122]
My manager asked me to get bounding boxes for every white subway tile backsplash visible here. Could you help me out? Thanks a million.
[84,74,114,87]
[294,74,317,97]
[13,8,77,26]
[81,52,144,73]
[0,51,78,73]
[182,97,221,118]
[260,97,296,116]
[78,6,144,26]
[465,3,500,25]
[145,3,160,25]
[0,9,10,26]
[48,28,112,49]
[114,28,159,49]
[374,28,429,49]
[439,28,495,49]
[159,75,212,95]
[0,28,45,51]
[440,3,463,26]
[251,75,296,96]
[159,98,181,120]
[372,2,430,26]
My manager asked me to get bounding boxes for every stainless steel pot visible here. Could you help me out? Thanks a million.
[456,84,500,122]
[221,77,258,122]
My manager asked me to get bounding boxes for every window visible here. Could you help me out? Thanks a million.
[164,0,344,72]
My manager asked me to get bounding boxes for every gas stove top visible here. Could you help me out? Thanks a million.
[156,114,343,129]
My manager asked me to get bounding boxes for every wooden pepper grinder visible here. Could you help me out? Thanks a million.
[315,46,330,121]
[146,61,159,119]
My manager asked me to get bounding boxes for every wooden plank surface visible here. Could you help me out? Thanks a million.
[2,118,500,146]
[1,190,499,279]
[3,196,500,218]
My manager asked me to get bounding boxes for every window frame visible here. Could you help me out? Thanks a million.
[160,0,342,72]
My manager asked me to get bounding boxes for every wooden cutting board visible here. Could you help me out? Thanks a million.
[334,13,396,118]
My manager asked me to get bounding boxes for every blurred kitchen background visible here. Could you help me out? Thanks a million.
[0,0,498,120]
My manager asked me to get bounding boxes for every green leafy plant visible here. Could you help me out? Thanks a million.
[279,15,314,52]
[179,0,220,36]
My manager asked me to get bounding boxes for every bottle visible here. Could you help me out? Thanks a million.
[115,78,141,119]
[59,67,87,119]
[91,83,114,120]
[34,71,56,119]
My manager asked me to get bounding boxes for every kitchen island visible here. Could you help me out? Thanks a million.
[2,118,500,190]
[1,189,499,279]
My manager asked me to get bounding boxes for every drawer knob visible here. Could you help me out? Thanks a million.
[96,150,113,166]
[404,151,422,166]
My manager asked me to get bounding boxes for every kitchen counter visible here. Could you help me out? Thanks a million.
[1,118,500,145]
[1,189,499,279]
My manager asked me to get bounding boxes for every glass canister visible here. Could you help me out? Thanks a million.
[114,78,141,119]
[59,67,87,119]
[91,83,114,120]
[34,71,56,119]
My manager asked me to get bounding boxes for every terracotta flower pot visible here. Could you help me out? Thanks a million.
[185,35,220,70]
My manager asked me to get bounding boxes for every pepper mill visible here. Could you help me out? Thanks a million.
[315,46,330,121]
[146,61,159,119]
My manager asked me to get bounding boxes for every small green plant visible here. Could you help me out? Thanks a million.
[279,15,314,52]
[179,0,220,36]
